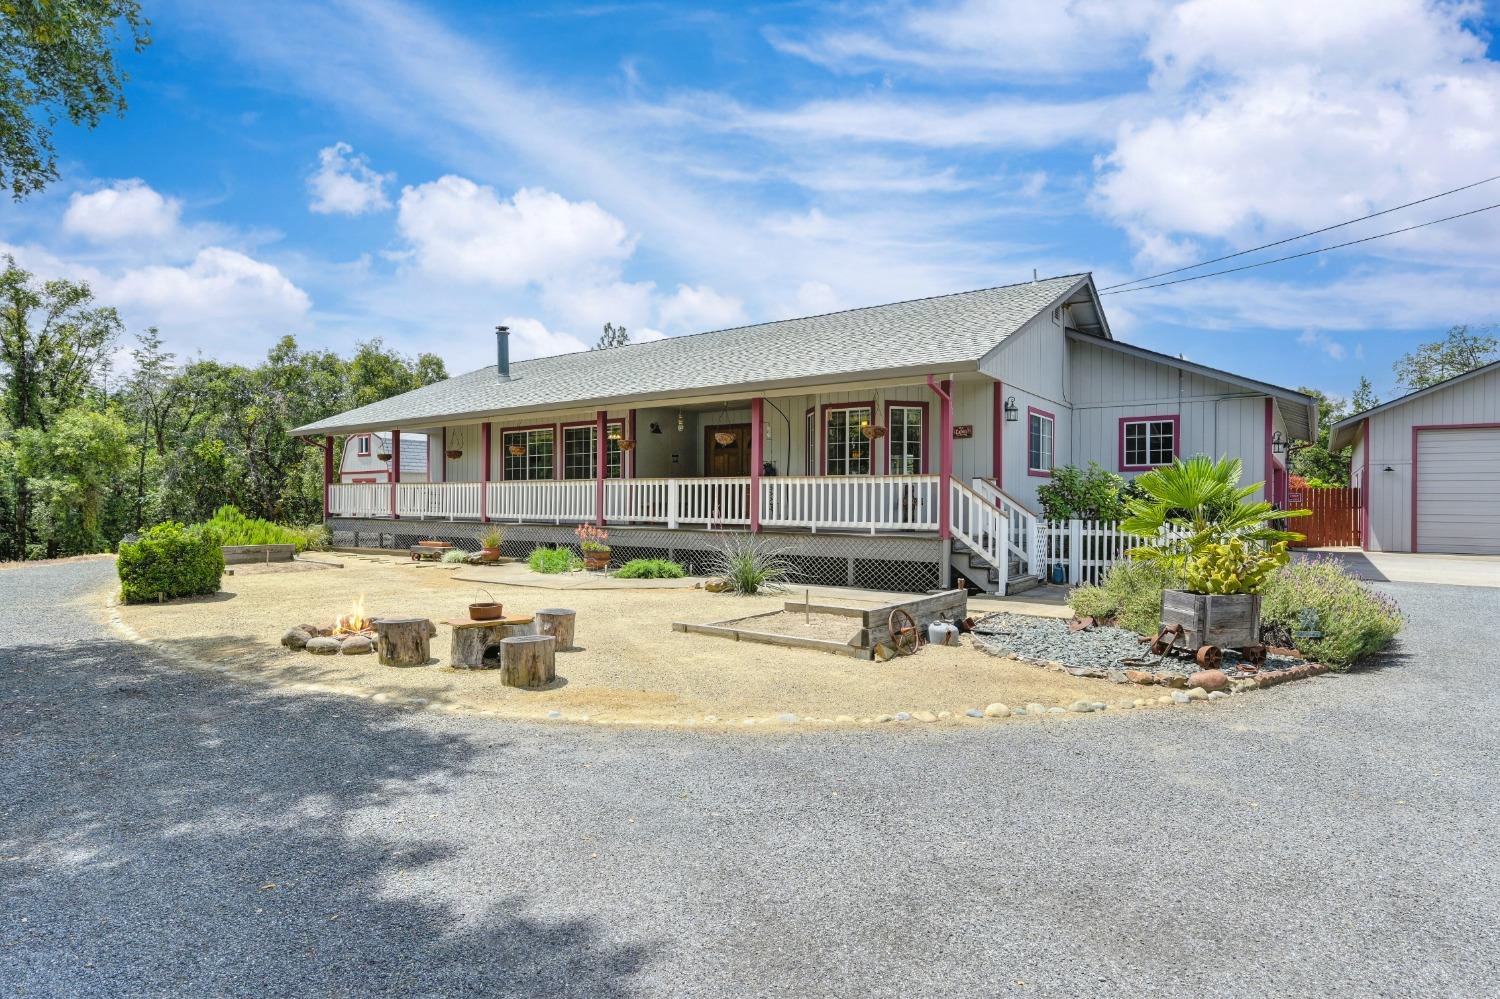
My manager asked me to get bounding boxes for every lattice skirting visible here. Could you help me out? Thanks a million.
[326,518,946,593]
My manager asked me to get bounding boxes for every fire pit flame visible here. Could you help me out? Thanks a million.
[334,595,371,636]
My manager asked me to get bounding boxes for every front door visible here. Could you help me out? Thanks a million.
[704,424,752,476]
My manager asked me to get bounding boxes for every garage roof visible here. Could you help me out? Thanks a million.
[1330,360,1500,450]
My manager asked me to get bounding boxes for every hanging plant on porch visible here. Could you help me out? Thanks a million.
[619,440,636,452]
[445,448,463,460]
[713,429,736,446]
[376,450,392,462]
[860,423,886,441]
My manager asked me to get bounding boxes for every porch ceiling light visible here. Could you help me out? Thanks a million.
[1003,396,1019,422]
[676,411,685,433]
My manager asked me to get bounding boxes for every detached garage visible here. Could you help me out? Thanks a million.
[1331,361,1500,554]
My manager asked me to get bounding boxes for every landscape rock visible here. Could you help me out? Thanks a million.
[1171,691,1191,704]
[1156,674,1188,689]
[305,637,341,655]
[339,635,373,655]
[1064,665,1108,679]
[965,708,984,718]
[1186,687,1209,701]
[913,710,938,723]
[1047,707,1066,714]
[1208,691,1229,700]
[1026,702,1046,715]
[1188,669,1230,693]
[1124,670,1157,685]
[1068,700,1095,713]
[281,627,311,650]
[1106,670,1129,684]
[894,712,912,722]
[1068,617,1097,633]
[703,580,732,593]
[984,702,1010,718]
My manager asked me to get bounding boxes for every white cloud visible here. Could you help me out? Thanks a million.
[396,177,635,287]
[496,315,590,360]
[656,284,747,332]
[1298,329,1347,361]
[105,247,312,325]
[63,179,182,243]
[308,142,394,215]
[541,279,656,334]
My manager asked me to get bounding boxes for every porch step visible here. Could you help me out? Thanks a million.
[1004,574,1041,596]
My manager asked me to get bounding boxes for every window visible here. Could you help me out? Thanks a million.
[1027,409,1055,476]
[355,435,370,457]
[562,423,623,480]
[805,409,816,474]
[502,428,554,480]
[825,406,873,475]
[888,405,924,474]
[1121,416,1177,471]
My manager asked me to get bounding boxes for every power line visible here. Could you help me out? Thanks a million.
[1100,173,1500,292]
[1100,200,1500,296]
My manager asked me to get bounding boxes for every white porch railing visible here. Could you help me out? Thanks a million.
[396,482,482,520]
[488,480,595,524]
[329,483,389,519]
[760,475,939,532]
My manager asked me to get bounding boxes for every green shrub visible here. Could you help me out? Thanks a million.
[706,535,796,594]
[480,526,505,550]
[614,558,685,579]
[528,546,580,574]
[196,505,324,552]
[1037,462,1143,521]
[1260,558,1402,670]
[1068,560,1181,635]
[117,522,225,603]
[440,548,469,564]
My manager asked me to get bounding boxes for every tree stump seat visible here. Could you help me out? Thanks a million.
[535,608,577,651]
[373,617,436,667]
[445,616,535,669]
[500,634,556,688]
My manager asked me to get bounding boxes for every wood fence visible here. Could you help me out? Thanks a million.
[1288,487,1361,547]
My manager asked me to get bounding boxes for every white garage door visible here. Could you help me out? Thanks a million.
[1416,427,1500,554]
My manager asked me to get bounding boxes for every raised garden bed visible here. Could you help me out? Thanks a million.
[222,543,296,565]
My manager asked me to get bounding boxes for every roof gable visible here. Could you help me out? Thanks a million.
[1329,359,1500,450]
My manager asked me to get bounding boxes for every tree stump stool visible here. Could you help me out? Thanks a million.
[500,634,556,688]
[535,608,577,651]
[373,617,436,667]
[445,616,534,669]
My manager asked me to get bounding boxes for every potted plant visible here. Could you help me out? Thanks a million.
[478,526,505,563]
[1121,456,1308,665]
[575,523,611,570]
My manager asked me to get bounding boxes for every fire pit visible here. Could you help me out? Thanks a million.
[280,595,379,655]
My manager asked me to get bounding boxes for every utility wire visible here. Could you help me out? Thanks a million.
[1100,173,1500,292]
[1100,201,1500,296]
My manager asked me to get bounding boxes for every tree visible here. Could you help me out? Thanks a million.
[594,322,630,350]
[1349,376,1378,414]
[0,258,121,556]
[0,1,151,198]
[1393,325,1498,391]
[14,406,132,556]
[1290,386,1350,485]
[346,338,447,409]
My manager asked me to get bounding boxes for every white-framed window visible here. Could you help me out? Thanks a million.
[825,406,873,476]
[356,434,371,457]
[562,423,623,480]
[1027,409,1055,476]
[502,428,554,480]
[805,409,816,474]
[888,405,924,475]
[1121,417,1177,470]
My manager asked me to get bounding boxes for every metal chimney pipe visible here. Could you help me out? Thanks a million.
[495,325,511,380]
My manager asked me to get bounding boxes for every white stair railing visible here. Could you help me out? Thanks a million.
[949,478,1009,593]
[972,477,1039,578]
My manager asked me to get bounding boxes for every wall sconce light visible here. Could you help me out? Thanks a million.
[1003,396,1019,422]
[649,422,663,435]
[1383,465,1394,472]
[1271,430,1288,454]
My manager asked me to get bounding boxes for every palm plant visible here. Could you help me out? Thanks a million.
[1121,456,1308,569]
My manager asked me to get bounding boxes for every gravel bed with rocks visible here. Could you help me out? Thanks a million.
[971,612,1305,678]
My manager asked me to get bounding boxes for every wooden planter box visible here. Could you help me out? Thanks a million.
[1161,590,1261,649]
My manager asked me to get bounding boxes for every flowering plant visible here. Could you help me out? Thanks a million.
[574,523,610,552]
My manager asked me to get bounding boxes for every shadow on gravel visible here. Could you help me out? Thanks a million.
[0,637,646,998]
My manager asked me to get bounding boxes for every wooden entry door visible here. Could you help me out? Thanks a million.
[704,424,751,476]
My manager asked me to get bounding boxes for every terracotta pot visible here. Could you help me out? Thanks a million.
[469,601,504,621]
[583,549,610,571]
[479,547,501,563]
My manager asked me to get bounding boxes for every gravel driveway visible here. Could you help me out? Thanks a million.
[2,561,1496,998]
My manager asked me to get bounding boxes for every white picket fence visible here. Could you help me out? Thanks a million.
[1040,519,1187,586]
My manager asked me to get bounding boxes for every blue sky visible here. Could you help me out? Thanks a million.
[2,0,1498,407]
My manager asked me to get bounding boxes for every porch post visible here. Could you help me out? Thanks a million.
[594,409,607,526]
[992,381,1004,487]
[480,422,491,523]
[927,376,953,539]
[627,408,636,478]
[750,397,763,532]
[390,429,401,520]
[322,435,333,519]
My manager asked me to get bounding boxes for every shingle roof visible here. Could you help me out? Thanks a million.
[291,274,1091,436]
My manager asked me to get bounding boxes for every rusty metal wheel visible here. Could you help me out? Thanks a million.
[888,608,920,656]
[1194,645,1223,669]
[1241,644,1267,668]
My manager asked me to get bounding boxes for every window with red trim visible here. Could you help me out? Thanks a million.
[888,405,924,474]
[355,435,371,457]
[1122,418,1176,470]
[825,406,873,475]
[1028,411,1054,474]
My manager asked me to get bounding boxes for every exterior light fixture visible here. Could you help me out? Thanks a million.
[676,411,685,433]
[1003,396,1019,422]
[1271,430,1288,454]
[649,422,663,435]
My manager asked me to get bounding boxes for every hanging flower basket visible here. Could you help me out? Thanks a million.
[445,449,463,460]
[375,451,392,462]
[619,440,636,452]
[508,444,527,457]
[860,425,886,441]
[714,430,737,446]
[850,449,864,459]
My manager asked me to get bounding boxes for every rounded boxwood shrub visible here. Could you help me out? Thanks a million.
[117,522,225,603]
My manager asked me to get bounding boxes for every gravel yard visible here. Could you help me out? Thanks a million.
[115,555,1123,725]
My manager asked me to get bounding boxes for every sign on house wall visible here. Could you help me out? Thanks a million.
[952,425,974,439]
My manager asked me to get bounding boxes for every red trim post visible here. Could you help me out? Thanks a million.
[1117,414,1181,472]
[927,375,953,539]
[322,435,333,518]
[1026,406,1056,477]
[594,410,607,526]
[626,408,636,479]
[992,382,1004,487]
[1263,397,1274,504]
[390,429,401,519]
[750,397,763,531]
[480,422,491,523]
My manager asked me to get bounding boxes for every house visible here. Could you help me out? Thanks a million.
[1330,360,1500,555]
[338,431,430,484]
[291,273,1316,593]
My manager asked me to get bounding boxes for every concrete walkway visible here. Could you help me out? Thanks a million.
[1300,547,1500,588]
